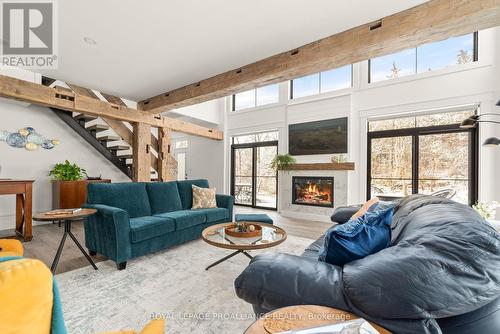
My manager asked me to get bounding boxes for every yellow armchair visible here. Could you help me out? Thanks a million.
[0,239,164,334]
[0,239,54,334]
[0,238,24,257]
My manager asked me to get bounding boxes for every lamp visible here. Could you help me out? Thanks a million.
[459,114,500,129]
[483,137,500,147]
[460,117,478,128]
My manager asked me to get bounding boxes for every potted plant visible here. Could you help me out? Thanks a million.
[49,160,87,181]
[49,160,90,209]
[271,154,296,171]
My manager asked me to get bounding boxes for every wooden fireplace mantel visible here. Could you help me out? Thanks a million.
[287,162,355,171]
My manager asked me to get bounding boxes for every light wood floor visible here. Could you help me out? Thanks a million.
[22,206,331,275]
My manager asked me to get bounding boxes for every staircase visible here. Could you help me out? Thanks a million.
[52,108,134,178]
[44,78,167,181]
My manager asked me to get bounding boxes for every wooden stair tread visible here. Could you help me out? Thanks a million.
[108,145,130,150]
[86,124,109,132]
[97,135,120,141]
[74,113,98,121]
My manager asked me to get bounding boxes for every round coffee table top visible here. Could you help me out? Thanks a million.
[202,222,286,251]
[33,208,97,221]
[245,305,391,334]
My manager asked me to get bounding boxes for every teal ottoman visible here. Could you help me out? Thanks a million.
[235,214,273,225]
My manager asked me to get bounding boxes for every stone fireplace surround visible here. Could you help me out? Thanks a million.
[279,169,348,223]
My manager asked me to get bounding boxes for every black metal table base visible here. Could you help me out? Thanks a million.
[51,219,98,273]
[205,249,253,270]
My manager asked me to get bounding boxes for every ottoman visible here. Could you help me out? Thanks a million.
[235,213,273,225]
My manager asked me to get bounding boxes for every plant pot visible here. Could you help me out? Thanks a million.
[52,179,111,209]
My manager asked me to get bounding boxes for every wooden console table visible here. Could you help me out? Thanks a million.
[0,179,34,241]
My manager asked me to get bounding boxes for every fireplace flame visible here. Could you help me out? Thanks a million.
[295,179,333,206]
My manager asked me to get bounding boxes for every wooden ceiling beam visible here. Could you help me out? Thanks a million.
[0,74,223,140]
[138,0,500,112]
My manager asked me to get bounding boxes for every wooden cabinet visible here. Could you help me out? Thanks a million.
[52,179,111,209]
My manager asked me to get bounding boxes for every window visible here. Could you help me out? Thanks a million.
[291,65,352,99]
[232,84,279,111]
[232,131,279,145]
[367,110,477,205]
[174,140,188,149]
[369,33,477,83]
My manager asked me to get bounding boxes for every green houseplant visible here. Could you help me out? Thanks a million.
[271,154,296,171]
[49,160,87,181]
[473,201,498,220]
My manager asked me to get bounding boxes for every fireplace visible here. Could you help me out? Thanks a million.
[292,176,334,208]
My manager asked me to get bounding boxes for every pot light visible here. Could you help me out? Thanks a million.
[83,37,97,45]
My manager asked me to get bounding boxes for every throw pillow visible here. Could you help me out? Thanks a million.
[351,197,379,219]
[318,206,393,266]
[192,185,217,209]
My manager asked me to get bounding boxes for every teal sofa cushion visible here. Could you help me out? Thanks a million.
[177,179,209,209]
[146,182,183,214]
[87,182,151,218]
[235,214,273,224]
[129,216,175,243]
[155,210,207,230]
[193,208,230,222]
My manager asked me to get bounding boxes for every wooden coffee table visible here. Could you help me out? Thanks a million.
[245,305,391,334]
[33,208,98,273]
[201,222,286,270]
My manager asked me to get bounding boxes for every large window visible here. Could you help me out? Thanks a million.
[291,65,352,99]
[367,110,478,205]
[369,33,477,83]
[232,84,280,111]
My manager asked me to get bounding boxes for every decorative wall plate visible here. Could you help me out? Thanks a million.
[0,127,60,151]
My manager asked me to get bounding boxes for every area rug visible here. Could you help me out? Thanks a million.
[56,235,313,334]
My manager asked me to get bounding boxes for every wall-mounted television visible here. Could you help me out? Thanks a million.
[288,117,348,155]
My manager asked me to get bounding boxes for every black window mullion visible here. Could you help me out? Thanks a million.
[366,136,372,200]
[412,135,419,194]
[251,147,257,207]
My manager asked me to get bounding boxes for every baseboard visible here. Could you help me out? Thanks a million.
[0,214,51,231]
[279,210,332,223]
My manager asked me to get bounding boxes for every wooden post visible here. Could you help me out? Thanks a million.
[158,128,176,181]
[132,122,152,182]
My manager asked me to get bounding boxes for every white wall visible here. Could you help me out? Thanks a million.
[0,101,131,230]
[176,134,225,192]
[224,28,500,211]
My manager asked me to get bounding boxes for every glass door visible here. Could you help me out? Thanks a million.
[255,145,278,208]
[369,136,413,200]
[367,110,478,204]
[231,141,278,210]
[233,147,253,206]
[418,132,472,204]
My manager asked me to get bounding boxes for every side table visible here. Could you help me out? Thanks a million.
[244,305,390,334]
[33,208,98,273]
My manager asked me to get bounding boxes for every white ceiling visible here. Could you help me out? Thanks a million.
[38,0,429,101]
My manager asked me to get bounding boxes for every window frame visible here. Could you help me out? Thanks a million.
[366,121,478,205]
[230,140,279,210]
[231,84,280,112]
[368,32,478,84]
[290,65,353,100]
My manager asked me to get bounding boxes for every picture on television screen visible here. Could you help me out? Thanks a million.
[288,117,348,155]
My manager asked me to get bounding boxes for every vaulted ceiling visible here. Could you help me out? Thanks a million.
[37,0,429,101]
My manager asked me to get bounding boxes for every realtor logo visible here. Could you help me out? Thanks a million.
[1,0,58,68]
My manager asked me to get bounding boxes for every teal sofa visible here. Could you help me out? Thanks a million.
[83,179,233,270]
